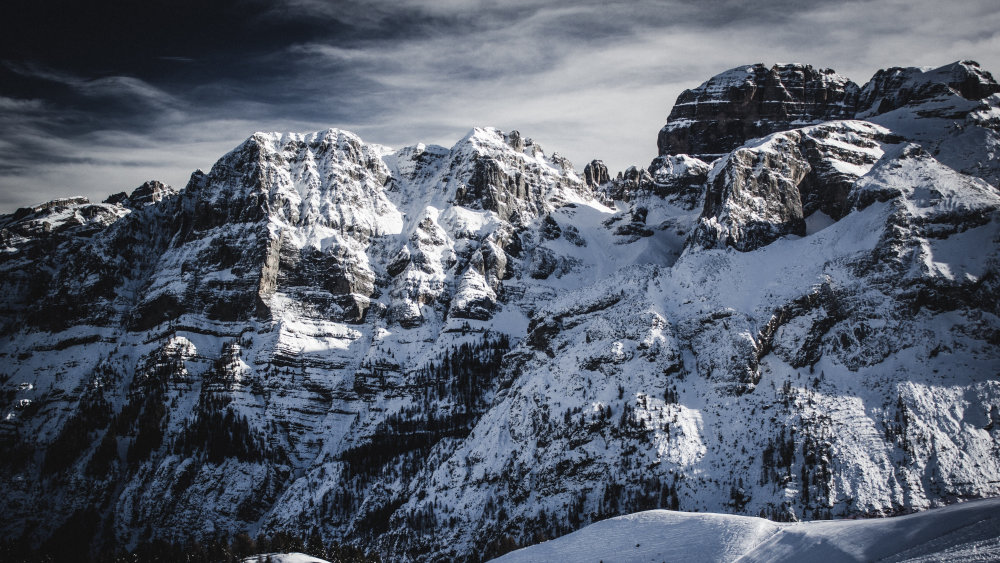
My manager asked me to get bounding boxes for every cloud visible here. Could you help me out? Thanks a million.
[0,115,258,210]
[0,96,45,112]
[6,63,179,111]
[1,0,999,212]
[85,76,174,101]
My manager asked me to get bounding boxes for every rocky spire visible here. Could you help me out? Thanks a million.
[584,159,610,188]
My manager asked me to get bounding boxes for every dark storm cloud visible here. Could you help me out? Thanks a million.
[1,0,998,211]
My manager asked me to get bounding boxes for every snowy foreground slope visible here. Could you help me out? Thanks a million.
[243,554,330,563]
[494,497,1000,563]
[1,60,1000,561]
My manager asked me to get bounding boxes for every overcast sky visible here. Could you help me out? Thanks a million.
[1,0,998,212]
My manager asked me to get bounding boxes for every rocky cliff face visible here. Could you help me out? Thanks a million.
[691,120,893,251]
[2,61,1000,563]
[859,60,1000,188]
[657,63,859,161]
[856,60,1000,116]
[671,59,1000,252]
[657,60,1000,176]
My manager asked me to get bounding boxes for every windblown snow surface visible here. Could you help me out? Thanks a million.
[242,554,329,563]
[493,497,1000,563]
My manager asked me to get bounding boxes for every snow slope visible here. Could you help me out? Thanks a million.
[494,497,1000,563]
[242,554,330,563]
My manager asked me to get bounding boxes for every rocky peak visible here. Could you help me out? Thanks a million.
[104,180,177,208]
[795,121,893,219]
[505,129,526,152]
[604,166,655,202]
[657,63,859,161]
[690,120,893,252]
[448,127,590,223]
[856,60,1000,116]
[648,154,710,183]
[385,142,451,189]
[584,160,611,188]
[2,196,92,228]
[931,60,1000,100]
[179,128,396,234]
[858,60,1000,188]
[0,196,128,241]
[17,195,91,213]
[691,130,811,251]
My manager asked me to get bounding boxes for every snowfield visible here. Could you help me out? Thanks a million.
[494,497,1000,563]
[242,554,330,563]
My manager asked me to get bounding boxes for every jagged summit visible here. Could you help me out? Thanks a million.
[657,63,859,161]
[857,59,1000,116]
[0,194,131,251]
[104,180,178,208]
[657,60,1000,167]
[650,58,1000,255]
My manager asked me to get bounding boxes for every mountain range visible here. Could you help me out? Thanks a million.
[1,59,999,562]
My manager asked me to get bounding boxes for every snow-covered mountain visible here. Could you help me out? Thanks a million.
[1,60,999,562]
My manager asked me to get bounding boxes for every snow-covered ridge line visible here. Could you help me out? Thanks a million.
[494,497,1000,563]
